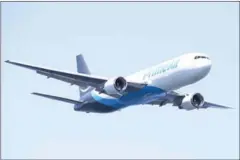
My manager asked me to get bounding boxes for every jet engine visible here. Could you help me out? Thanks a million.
[103,76,128,96]
[179,93,205,110]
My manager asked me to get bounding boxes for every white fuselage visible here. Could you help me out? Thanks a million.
[126,52,212,91]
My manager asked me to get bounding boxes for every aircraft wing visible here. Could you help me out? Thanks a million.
[5,60,146,93]
[149,91,232,109]
[201,102,232,109]
[5,60,107,88]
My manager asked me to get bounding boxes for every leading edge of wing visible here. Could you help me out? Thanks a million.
[5,60,107,87]
[32,92,84,104]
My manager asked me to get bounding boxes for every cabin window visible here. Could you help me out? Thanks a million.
[194,56,209,60]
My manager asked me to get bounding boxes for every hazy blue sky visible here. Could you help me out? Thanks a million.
[2,2,239,159]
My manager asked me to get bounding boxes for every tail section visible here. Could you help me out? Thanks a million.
[76,54,91,74]
[76,54,93,96]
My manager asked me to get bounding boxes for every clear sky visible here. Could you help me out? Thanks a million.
[2,2,239,159]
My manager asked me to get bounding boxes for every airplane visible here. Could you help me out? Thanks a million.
[5,52,231,113]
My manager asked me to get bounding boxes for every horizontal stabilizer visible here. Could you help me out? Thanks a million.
[32,92,84,104]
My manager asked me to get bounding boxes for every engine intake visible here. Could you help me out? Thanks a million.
[191,93,204,108]
[180,93,205,110]
[114,77,127,92]
[103,76,128,96]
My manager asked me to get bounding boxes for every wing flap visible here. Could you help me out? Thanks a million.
[32,92,84,104]
[37,70,101,87]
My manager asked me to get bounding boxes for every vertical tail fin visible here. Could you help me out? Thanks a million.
[76,54,91,74]
[76,54,92,97]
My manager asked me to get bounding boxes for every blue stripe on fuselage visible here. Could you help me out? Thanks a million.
[91,85,166,108]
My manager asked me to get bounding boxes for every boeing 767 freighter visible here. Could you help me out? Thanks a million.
[5,52,231,113]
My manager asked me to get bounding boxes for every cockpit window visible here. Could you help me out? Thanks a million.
[194,56,209,60]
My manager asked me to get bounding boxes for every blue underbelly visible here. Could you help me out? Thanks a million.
[91,85,166,108]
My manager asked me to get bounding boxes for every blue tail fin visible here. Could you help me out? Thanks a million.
[76,54,92,96]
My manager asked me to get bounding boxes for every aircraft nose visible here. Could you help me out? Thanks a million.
[193,58,211,77]
[198,59,212,75]
[205,59,212,70]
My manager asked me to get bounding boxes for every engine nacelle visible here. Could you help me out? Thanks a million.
[180,93,205,110]
[103,76,128,96]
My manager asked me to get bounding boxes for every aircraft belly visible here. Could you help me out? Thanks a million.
[75,101,119,113]
[91,85,167,108]
[76,84,168,113]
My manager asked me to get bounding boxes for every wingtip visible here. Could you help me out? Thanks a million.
[5,60,16,65]
[219,106,233,110]
[221,105,233,109]
[31,92,40,96]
